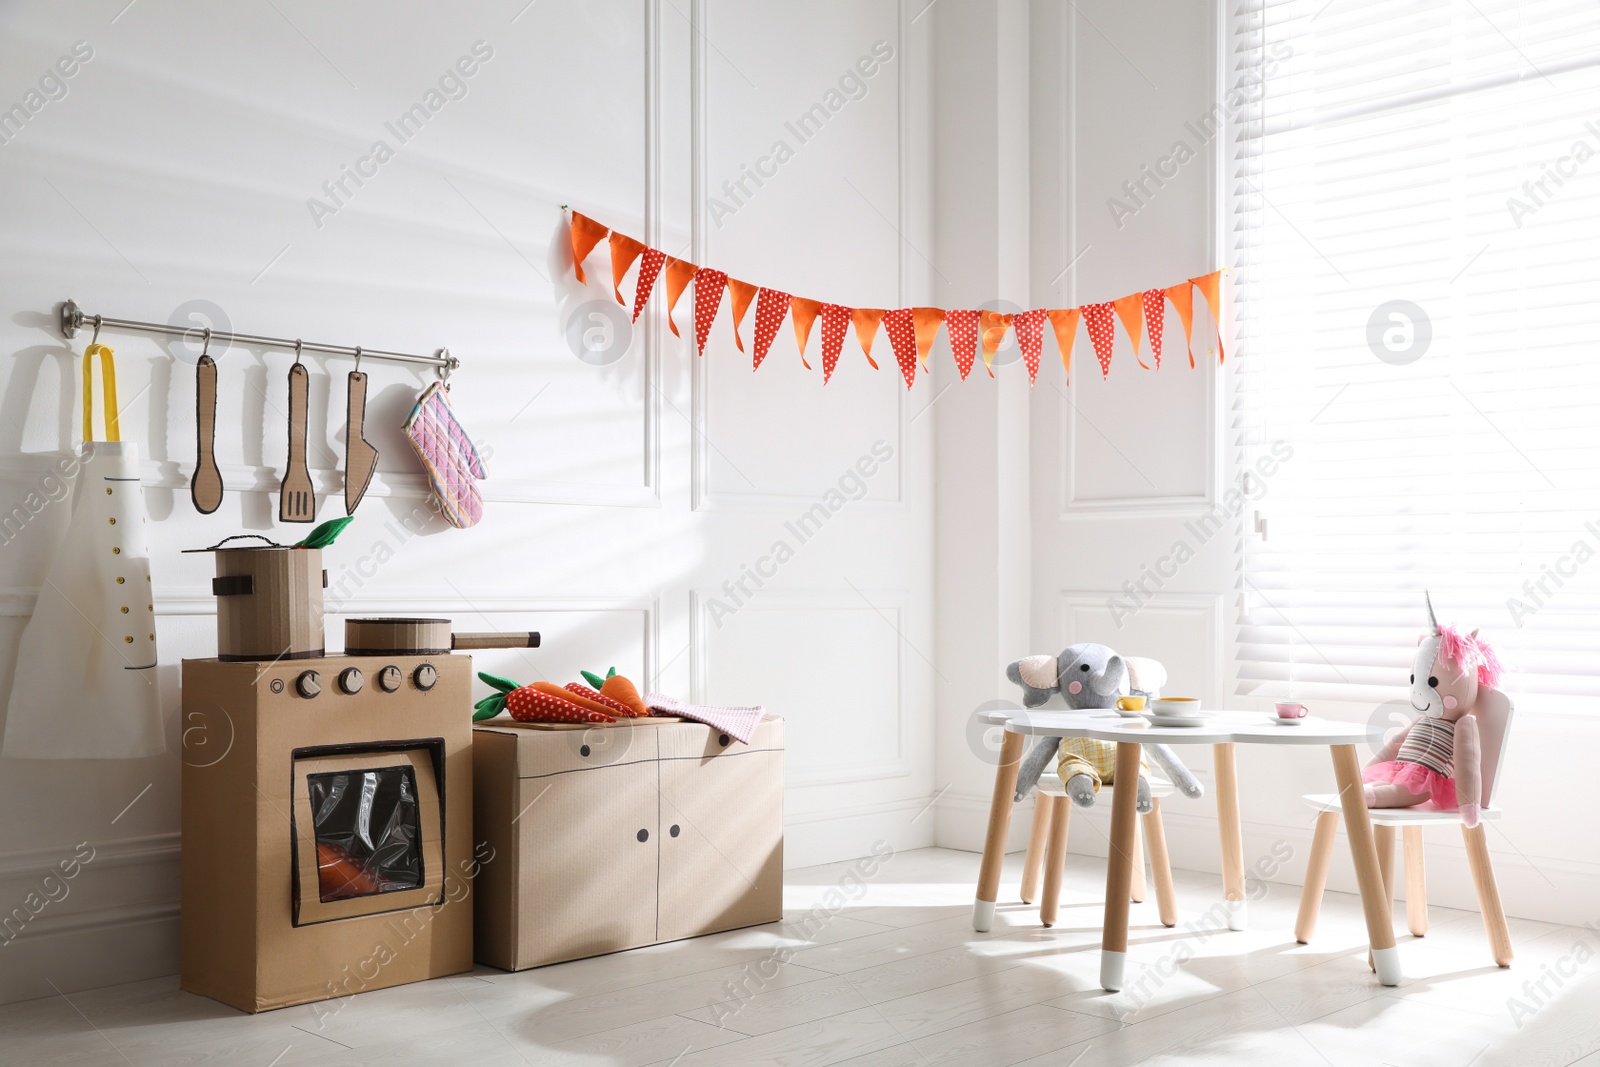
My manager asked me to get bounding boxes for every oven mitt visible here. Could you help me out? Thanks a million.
[405,381,487,529]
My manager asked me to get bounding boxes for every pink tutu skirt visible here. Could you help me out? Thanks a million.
[1363,760,1457,809]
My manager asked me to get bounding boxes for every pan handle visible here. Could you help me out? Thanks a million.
[451,632,541,650]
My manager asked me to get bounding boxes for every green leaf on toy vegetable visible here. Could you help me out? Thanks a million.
[473,694,506,721]
[478,671,521,693]
[295,516,354,549]
[580,667,618,689]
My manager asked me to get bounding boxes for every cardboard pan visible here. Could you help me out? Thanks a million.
[344,617,539,656]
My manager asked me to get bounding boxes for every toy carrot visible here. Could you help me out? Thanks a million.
[580,667,651,718]
[565,682,637,718]
[530,681,619,719]
[474,672,613,724]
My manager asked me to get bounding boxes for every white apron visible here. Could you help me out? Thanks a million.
[3,343,164,759]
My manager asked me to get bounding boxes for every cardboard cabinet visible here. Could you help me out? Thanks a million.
[472,716,783,970]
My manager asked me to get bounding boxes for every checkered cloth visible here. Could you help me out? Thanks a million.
[1058,737,1146,791]
[644,693,764,745]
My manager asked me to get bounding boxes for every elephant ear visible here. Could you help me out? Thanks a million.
[1016,655,1058,690]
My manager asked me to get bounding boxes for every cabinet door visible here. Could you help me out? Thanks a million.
[513,761,659,966]
[657,742,784,943]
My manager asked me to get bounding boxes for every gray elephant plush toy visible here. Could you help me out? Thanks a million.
[1006,642,1204,814]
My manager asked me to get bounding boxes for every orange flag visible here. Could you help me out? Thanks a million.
[819,303,852,384]
[727,278,758,352]
[1164,281,1196,367]
[663,257,697,338]
[1046,308,1081,381]
[752,288,790,370]
[913,308,944,367]
[1012,309,1047,386]
[1190,270,1226,363]
[692,268,728,356]
[790,296,821,370]
[851,308,884,370]
[1112,292,1147,369]
[945,310,980,380]
[882,309,918,390]
[609,232,647,305]
[979,310,1012,377]
[569,211,608,284]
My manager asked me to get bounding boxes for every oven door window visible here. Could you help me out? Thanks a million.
[291,746,445,925]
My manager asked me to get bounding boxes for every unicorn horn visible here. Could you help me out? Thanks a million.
[1424,590,1440,635]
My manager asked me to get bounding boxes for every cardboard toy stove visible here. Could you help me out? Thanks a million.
[179,525,538,1013]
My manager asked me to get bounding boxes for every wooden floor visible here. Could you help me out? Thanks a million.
[6,847,1599,1066]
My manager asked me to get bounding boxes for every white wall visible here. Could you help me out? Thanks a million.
[0,0,937,1004]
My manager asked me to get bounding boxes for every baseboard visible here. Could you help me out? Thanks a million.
[0,900,179,1006]
[785,796,937,869]
[932,789,1035,857]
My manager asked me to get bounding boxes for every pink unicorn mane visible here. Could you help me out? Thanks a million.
[1435,624,1505,689]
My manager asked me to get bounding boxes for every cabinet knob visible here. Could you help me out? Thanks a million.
[670,824,680,837]
[295,670,322,699]
[580,744,591,757]
[718,734,730,747]
[636,829,649,843]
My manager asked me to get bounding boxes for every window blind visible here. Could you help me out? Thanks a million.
[1228,0,1600,712]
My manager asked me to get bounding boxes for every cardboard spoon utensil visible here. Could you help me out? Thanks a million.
[191,354,224,514]
[344,367,379,514]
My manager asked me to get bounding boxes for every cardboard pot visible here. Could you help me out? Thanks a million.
[190,535,326,660]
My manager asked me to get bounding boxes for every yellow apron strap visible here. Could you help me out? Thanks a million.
[81,343,121,443]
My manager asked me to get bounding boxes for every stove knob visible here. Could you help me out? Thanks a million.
[338,667,364,695]
[295,670,322,699]
[377,666,402,693]
[413,663,438,692]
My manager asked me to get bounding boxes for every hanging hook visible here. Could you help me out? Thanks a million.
[352,345,362,374]
[91,315,102,346]
[293,339,303,366]
[435,348,454,384]
[201,327,212,360]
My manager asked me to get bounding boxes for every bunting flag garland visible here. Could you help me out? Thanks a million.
[913,308,944,367]
[728,278,758,352]
[790,297,821,370]
[979,311,1012,377]
[1047,308,1082,381]
[569,211,609,285]
[851,308,884,370]
[882,308,919,390]
[945,309,980,380]
[1191,271,1226,363]
[1083,302,1117,378]
[632,247,666,323]
[609,232,647,306]
[1165,281,1196,367]
[751,288,789,370]
[818,303,852,384]
[1142,289,1167,369]
[693,268,728,356]
[663,258,697,338]
[1012,309,1047,386]
[564,211,1225,386]
[1113,293,1146,369]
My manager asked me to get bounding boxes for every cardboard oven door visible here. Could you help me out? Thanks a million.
[290,746,445,925]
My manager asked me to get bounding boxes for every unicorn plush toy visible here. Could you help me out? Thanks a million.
[1364,593,1504,827]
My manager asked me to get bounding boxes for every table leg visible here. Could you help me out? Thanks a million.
[1099,741,1143,991]
[1130,816,1146,903]
[1214,742,1248,931]
[1040,795,1072,927]
[1143,799,1179,928]
[1020,794,1054,905]
[1370,823,1397,970]
[1330,744,1401,985]
[973,730,1026,931]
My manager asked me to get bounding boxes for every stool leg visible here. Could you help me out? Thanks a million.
[1370,823,1396,969]
[1143,800,1178,928]
[1131,816,1146,903]
[1039,795,1072,927]
[974,730,1026,932]
[1296,810,1340,944]
[1020,794,1054,905]
[1462,824,1513,967]
[1403,826,1428,937]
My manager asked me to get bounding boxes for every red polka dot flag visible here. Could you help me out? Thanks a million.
[882,308,918,390]
[566,211,1225,386]
[1083,302,1117,378]
[1012,309,1047,386]
[1142,288,1167,369]
[751,288,790,370]
[944,310,980,380]
[692,268,728,356]
[818,303,852,384]
[631,247,666,324]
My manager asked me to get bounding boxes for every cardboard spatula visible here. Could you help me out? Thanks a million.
[279,362,315,522]
[344,369,379,514]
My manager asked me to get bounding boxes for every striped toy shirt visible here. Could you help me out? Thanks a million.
[1396,716,1456,777]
